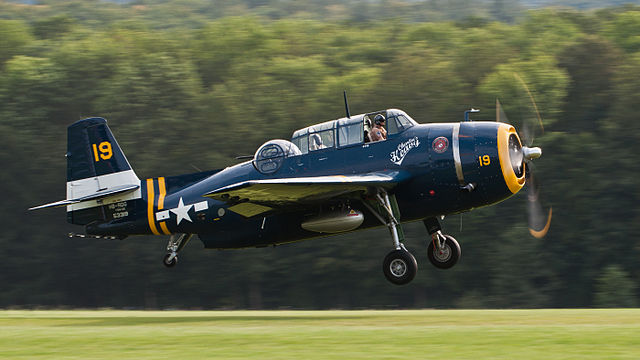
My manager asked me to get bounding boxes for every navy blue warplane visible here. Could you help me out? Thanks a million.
[30,101,550,285]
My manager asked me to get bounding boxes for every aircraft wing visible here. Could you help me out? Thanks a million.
[204,171,409,217]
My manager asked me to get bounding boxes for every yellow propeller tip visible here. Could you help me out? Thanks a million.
[529,207,552,238]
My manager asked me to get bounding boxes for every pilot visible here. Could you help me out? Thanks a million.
[309,133,325,151]
[370,114,387,142]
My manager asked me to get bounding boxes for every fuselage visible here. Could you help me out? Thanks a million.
[87,113,526,249]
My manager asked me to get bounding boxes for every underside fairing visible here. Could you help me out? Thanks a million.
[196,199,396,249]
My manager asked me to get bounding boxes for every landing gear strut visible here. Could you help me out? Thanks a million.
[423,217,461,269]
[364,189,417,285]
[163,233,192,268]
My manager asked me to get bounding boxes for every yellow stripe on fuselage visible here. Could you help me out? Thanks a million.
[159,221,171,235]
[146,178,161,235]
[157,177,167,209]
[157,177,171,235]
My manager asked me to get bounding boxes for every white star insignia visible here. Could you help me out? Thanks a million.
[170,197,193,225]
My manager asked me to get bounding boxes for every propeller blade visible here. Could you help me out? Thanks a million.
[513,73,543,147]
[526,164,552,238]
[497,75,550,238]
[496,99,508,123]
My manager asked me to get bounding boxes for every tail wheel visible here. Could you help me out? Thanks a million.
[163,254,177,268]
[383,249,417,285]
[427,235,460,269]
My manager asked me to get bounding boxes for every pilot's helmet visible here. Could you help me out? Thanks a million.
[374,114,386,125]
[310,133,322,147]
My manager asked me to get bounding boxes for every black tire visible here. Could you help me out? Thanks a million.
[427,234,460,269]
[382,249,418,285]
[163,254,177,268]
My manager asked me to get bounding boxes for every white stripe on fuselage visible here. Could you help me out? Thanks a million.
[66,169,141,211]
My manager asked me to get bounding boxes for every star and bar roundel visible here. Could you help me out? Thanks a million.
[145,178,208,235]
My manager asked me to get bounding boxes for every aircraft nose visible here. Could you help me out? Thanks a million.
[497,124,526,194]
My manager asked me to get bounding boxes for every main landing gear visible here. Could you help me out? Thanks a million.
[364,190,461,285]
[163,233,192,268]
[364,190,417,285]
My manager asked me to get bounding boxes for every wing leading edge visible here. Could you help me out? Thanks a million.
[204,171,409,217]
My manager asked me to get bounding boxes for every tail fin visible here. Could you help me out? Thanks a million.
[67,117,133,181]
[30,118,141,225]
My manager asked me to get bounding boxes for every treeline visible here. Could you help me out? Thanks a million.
[1,3,640,308]
[2,0,638,29]
[3,0,520,27]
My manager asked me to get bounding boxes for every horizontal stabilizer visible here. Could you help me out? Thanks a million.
[29,184,139,211]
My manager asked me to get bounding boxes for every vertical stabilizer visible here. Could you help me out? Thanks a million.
[66,118,141,225]
[67,117,133,181]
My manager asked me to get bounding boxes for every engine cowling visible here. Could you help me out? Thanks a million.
[301,209,364,233]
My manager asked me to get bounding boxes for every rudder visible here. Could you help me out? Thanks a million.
[66,118,141,225]
[67,117,132,181]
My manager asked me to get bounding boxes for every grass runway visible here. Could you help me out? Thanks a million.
[1,309,639,359]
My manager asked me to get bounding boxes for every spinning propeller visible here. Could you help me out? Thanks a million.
[496,73,552,238]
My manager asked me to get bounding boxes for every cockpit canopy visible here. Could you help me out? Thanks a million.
[252,109,417,174]
[253,139,301,174]
[291,109,417,154]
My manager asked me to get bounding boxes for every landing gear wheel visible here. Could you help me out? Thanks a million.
[383,249,417,285]
[427,234,460,269]
[163,253,177,268]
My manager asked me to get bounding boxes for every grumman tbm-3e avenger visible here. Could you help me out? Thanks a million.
[30,96,551,285]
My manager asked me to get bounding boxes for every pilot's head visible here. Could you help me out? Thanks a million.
[310,133,322,147]
[374,114,386,126]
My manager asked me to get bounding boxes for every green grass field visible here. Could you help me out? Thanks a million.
[1,309,639,359]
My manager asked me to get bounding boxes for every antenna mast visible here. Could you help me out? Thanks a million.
[343,90,351,118]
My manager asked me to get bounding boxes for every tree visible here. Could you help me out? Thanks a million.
[0,20,34,67]
[192,17,282,87]
[376,49,470,123]
[32,15,75,39]
[476,56,569,128]
[2,3,640,309]
[557,35,621,133]
[594,265,638,307]
[602,10,640,53]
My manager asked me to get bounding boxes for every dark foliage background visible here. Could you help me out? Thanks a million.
[1,0,639,308]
